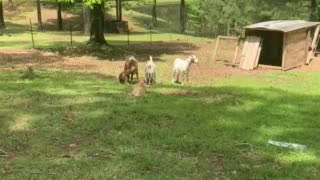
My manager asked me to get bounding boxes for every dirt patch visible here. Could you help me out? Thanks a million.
[4,1,82,31]
[0,49,62,70]
[294,57,320,72]
[1,41,318,85]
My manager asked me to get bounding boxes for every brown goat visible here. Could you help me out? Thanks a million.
[119,56,139,84]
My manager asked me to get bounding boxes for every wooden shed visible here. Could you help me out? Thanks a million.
[240,20,320,70]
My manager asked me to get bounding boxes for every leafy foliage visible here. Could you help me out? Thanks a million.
[186,0,317,35]
[22,66,37,80]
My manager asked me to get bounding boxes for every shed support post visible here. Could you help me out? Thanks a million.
[281,33,287,70]
[232,37,240,64]
[306,25,320,64]
[212,36,220,63]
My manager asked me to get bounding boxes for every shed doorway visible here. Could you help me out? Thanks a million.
[258,31,284,67]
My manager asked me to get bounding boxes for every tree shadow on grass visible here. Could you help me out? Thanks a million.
[0,72,320,178]
[1,22,30,34]
[128,3,181,33]
[43,41,199,62]
[0,50,64,69]
[45,16,84,32]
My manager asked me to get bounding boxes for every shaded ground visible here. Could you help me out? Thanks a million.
[0,42,267,85]
[1,41,319,86]
[3,1,81,32]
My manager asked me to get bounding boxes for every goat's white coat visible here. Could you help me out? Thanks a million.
[172,55,198,84]
[145,56,156,84]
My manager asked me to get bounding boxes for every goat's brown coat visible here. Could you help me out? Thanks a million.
[119,56,139,84]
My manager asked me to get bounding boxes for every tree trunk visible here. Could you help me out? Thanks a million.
[89,2,106,44]
[115,0,122,21]
[180,0,185,33]
[36,0,42,30]
[115,0,119,20]
[310,0,318,21]
[8,0,13,8]
[83,4,91,35]
[0,0,4,29]
[57,0,63,30]
[119,0,122,21]
[152,0,157,26]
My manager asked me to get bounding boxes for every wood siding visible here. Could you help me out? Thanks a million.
[283,29,307,70]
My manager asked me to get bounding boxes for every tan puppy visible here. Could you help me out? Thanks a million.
[131,80,146,97]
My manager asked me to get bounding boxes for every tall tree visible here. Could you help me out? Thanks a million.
[152,0,157,26]
[8,0,13,8]
[0,0,4,29]
[88,0,106,44]
[115,0,122,21]
[36,0,42,30]
[180,0,185,33]
[119,0,122,21]
[310,0,318,21]
[57,0,63,30]
[83,4,91,35]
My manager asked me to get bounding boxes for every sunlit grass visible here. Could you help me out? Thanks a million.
[0,30,212,49]
[1,70,320,179]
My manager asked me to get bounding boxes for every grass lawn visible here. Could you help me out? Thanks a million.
[0,31,212,49]
[1,1,320,179]
[1,69,320,179]
[0,0,213,50]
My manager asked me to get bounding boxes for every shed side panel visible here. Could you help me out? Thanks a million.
[283,29,307,70]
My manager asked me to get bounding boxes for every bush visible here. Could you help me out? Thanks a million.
[22,66,36,80]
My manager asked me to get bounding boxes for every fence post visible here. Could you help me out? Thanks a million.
[170,20,172,41]
[215,24,219,38]
[70,22,73,47]
[127,29,130,46]
[149,25,153,44]
[29,19,35,49]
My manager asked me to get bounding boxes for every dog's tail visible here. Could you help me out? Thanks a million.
[149,56,153,62]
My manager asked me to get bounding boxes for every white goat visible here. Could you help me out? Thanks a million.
[172,55,198,84]
[145,56,156,85]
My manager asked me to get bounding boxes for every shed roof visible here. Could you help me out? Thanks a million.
[245,20,320,32]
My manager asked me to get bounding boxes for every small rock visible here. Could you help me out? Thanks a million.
[62,154,71,158]
[68,144,77,148]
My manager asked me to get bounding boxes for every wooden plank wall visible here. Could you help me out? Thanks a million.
[283,29,308,70]
[240,36,262,70]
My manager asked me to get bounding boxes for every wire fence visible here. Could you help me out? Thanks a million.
[0,1,245,50]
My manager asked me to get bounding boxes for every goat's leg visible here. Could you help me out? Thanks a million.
[172,70,176,83]
[181,72,185,85]
[186,72,189,82]
[126,74,130,84]
[176,71,180,83]
[145,73,148,84]
[136,70,139,83]
[146,73,150,85]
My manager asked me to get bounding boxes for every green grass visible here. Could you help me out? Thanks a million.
[1,1,320,178]
[0,0,213,50]
[1,70,320,179]
[0,31,212,49]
